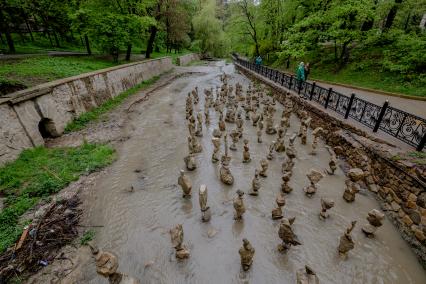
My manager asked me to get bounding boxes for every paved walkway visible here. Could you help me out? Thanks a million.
[236,62,415,151]
[315,81,426,118]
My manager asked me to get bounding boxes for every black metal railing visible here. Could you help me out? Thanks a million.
[234,57,426,151]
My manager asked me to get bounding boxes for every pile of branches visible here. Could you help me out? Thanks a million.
[0,196,81,282]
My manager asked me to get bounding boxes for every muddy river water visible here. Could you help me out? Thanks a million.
[81,62,426,283]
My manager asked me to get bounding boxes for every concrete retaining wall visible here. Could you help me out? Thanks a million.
[0,57,173,165]
[176,53,200,66]
[235,62,426,267]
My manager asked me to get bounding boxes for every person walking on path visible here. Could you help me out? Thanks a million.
[296,62,305,90]
[255,55,262,66]
[304,62,310,81]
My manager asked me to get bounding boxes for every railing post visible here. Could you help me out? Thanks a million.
[310,82,316,100]
[373,100,389,132]
[345,93,355,119]
[289,75,293,90]
[417,133,426,151]
[324,88,333,109]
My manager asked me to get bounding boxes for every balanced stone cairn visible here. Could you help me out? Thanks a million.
[211,137,220,163]
[338,221,357,259]
[311,127,323,155]
[170,224,190,259]
[326,146,338,175]
[303,169,324,197]
[286,134,297,160]
[281,171,293,194]
[204,107,210,125]
[188,134,202,153]
[178,170,192,198]
[265,114,277,135]
[361,209,385,238]
[249,170,261,196]
[343,168,363,202]
[236,111,244,137]
[296,265,320,284]
[257,125,263,143]
[278,217,301,252]
[188,116,196,136]
[319,197,335,220]
[300,117,312,145]
[195,112,203,137]
[242,139,251,163]
[239,238,255,271]
[220,135,234,185]
[259,159,269,177]
[233,190,246,220]
[229,129,239,151]
[219,112,226,131]
[183,153,197,171]
[275,129,286,153]
[267,142,275,160]
[199,184,211,222]
[212,128,222,138]
[272,193,286,220]
[251,109,260,126]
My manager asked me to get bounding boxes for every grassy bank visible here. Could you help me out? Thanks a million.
[0,56,119,89]
[64,75,162,132]
[0,143,115,253]
[269,48,425,97]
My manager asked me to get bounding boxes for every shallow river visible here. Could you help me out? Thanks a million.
[82,61,426,283]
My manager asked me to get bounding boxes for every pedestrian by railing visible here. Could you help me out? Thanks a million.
[233,56,426,151]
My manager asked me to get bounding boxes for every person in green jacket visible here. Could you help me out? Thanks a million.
[296,62,305,90]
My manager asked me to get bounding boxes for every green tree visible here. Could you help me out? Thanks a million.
[193,0,228,57]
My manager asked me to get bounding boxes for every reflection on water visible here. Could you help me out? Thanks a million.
[83,62,426,284]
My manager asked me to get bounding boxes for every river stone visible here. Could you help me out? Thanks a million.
[417,192,426,208]
[402,215,413,226]
[348,168,364,181]
[409,211,421,225]
[95,251,119,276]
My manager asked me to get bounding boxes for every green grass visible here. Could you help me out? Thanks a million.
[270,47,426,97]
[64,75,162,132]
[80,229,96,245]
[0,56,119,88]
[0,143,115,253]
[392,151,426,165]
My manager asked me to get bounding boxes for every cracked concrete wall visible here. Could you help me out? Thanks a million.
[176,53,200,66]
[0,57,173,166]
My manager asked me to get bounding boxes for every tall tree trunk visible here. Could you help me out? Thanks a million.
[286,56,290,69]
[84,35,92,55]
[53,31,60,47]
[334,40,338,62]
[0,12,15,53]
[383,0,403,30]
[145,26,157,59]
[404,10,411,31]
[126,44,132,61]
[5,30,15,53]
[25,19,34,42]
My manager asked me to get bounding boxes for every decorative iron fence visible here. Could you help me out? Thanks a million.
[234,57,426,151]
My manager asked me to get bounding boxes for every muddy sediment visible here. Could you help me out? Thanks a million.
[32,62,426,283]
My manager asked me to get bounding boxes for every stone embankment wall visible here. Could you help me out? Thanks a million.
[0,57,173,165]
[176,53,200,66]
[235,63,426,267]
